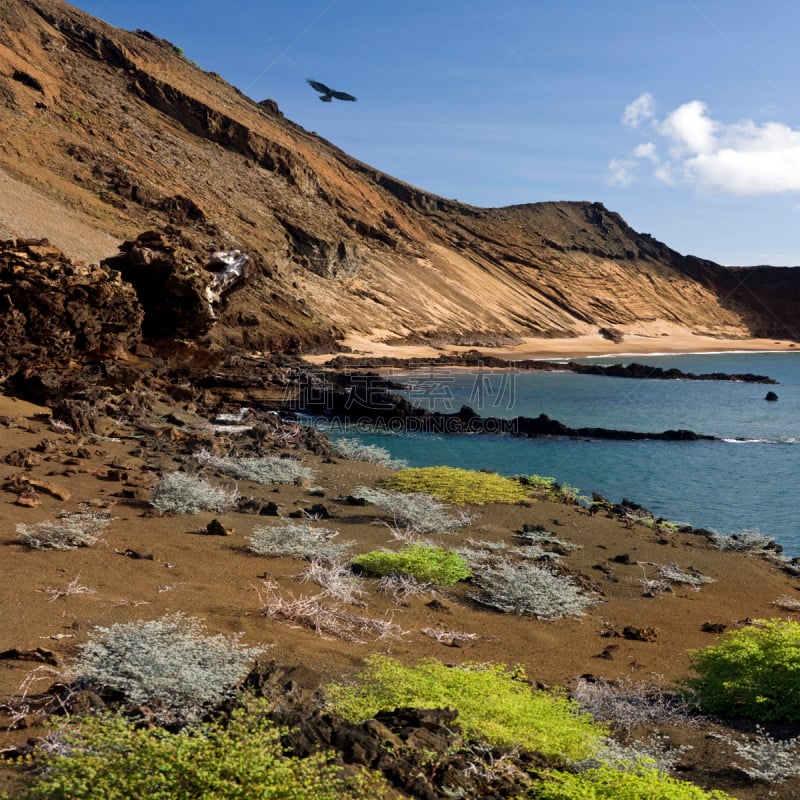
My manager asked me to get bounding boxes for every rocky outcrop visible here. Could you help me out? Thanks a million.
[0,238,143,382]
[714,266,800,340]
[277,217,360,278]
[102,229,248,339]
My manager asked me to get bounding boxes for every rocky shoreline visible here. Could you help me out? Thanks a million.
[322,352,779,384]
[295,370,720,441]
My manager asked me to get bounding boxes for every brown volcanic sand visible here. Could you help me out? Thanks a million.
[1,392,799,798]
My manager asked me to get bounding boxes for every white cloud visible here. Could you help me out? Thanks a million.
[607,157,636,187]
[607,142,661,187]
[654,163,675,185]
[659,100,716,155]
[622,92,655,129]
[611,95,800,195]
[633,142,658,161]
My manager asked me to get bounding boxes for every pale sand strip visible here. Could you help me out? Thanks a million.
[304,331,799,364]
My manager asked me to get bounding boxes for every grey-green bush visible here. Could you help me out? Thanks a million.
[353,485,472,536]
[195,449,314,484]
[150,472,239,515]
[248,521,352,564]
[73,613,264,723]
[332,437,408,469]
[16,511,112,550]
[468,560,595,620]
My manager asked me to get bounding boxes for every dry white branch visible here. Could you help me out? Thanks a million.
[421,627,479,647]
[40,574,96,602]
[256,581,407,642]
[297,560,366,605]
[377,574,436,604]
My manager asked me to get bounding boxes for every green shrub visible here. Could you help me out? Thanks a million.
[150,472,238,515]
[682,618,800,721]
[383,466,530,504]
[535,763,733,799]
[519,474,586,504]
[353,544,471,584]
[11,700,389,799]
[72,613,263,723]
[16,511,112,550]
[325,656,606,762]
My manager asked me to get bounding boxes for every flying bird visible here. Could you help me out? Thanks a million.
[307,79,357,103]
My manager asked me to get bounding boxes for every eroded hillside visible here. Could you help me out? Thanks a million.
[1,0,797,354]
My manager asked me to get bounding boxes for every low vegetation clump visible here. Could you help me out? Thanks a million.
[10,700,390,800]
[682,618,800,721]
[772,595,800,611]
[72,613,263,723]
[195,448,314,484]
[248,521,352,564]
[16,511,112,550]
[514,524,582,556]
[655,563,714,588]
[572,677,699,734]
[353,544,472,585]
[708,529,781,556]
[518,473,586,504]
[534,763,734,799]
[332,437,408,469]
[468,560,595,620]
[353,485,472,535]
[325,655,607,762]
[150,472,238,515]
[42,574,96,602]
[383,465,530,504]
[377,574,436,603]
[719,725,800,783]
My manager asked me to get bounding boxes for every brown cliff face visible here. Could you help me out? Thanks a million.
[0,0,797,354]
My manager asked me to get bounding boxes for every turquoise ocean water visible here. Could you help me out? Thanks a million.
[323,351,800,557]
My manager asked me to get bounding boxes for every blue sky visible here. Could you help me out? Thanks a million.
[73,1,800,266]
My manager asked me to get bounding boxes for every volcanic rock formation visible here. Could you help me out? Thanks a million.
[0,0,798,360]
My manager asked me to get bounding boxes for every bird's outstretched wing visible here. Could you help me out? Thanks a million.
[307,79,333,95]
[307,79,356,102]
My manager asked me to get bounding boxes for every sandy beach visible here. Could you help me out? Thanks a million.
[304,329,799,365]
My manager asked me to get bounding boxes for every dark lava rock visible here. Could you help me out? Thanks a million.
[0,238,143,384]
[102,228,247,340]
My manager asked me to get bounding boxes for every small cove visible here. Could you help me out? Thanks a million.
[323,351,800,557]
